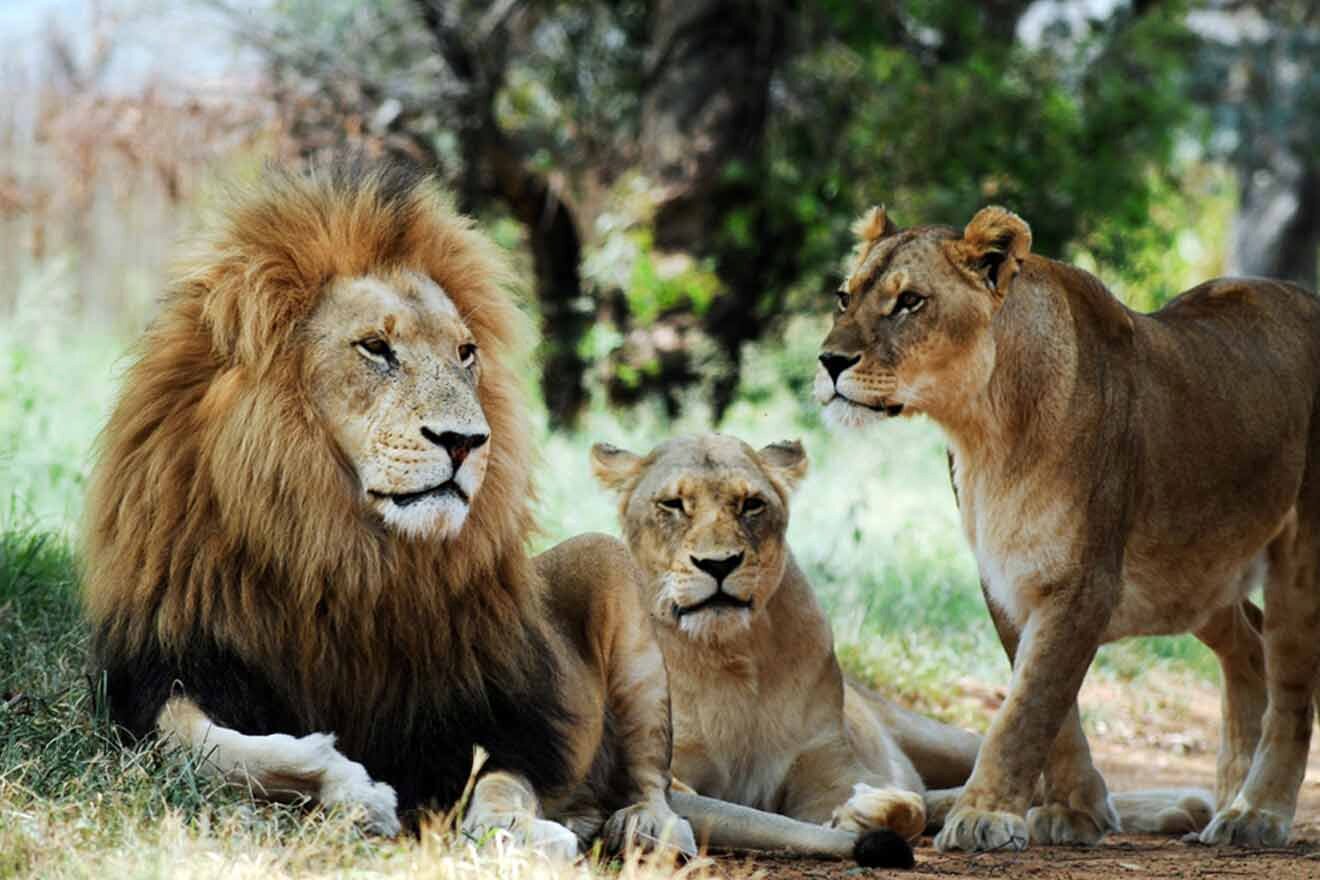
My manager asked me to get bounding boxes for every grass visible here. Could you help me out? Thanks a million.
[0,315,1221,877]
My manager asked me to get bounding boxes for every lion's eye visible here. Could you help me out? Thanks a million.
[893,291,925,315]
[836,291,851,313]
[355,337,395,364]
[741,496,766,516]
[459,342,478,368]
[657,497,686,515]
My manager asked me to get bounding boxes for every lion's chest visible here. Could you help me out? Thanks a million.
[668,665,834,812]
[958,472,1081,629]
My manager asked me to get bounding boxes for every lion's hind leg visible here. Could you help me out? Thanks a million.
[1199,501,1320,847]
[156,696,399,835]
[1111,789,1215,834]
[830,783,927,840]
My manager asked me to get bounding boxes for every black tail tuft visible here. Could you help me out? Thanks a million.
[853,829,915,869]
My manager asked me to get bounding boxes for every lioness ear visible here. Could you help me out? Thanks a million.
[852,205,898,243]
[757,440,808,493]
[956,206,1032,295]
[591,443,643,492]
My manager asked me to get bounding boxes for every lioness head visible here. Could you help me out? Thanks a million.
[591,435,806,643]
[306,268,490,540]
[816,205,1032,428]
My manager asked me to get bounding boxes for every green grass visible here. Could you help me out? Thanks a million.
[0,319,1222,876]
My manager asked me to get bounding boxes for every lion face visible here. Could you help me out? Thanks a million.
[592,435,806,644]
[306,269,490,540]
[815,206,1032,430]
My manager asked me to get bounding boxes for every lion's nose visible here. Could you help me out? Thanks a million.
[691,553,744,585]
[421,427,489,467]
[819,352,861,383]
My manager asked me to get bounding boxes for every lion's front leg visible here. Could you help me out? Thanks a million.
[935,587,1111,853]
[462,771,580,860]
[600,624,697,858]
[1026,704,1120,845]
[156,697,399,836]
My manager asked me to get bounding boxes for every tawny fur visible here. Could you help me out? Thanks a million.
[819,204,1320,852]
[593,434,1215,845]
[84,162,537,733]
[81,160,703,856]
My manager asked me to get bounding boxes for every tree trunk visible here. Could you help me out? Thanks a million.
[1225,19,1319,292]
[415,0,590,428]
[1229,153,1319,291]
[640,0,789,419]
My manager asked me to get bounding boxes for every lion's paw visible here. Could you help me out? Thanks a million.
[830,784,926,840]
[464,814,581,861]
[934,808,1028,853]
[603,802,697,858]
[318,755,401,837]
[1026,801,1117,846]
[1194,804,1291,847]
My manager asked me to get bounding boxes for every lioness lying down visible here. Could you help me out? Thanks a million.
[83,158,893,863]
[593,433,1214,853]
[818,204,1320,851]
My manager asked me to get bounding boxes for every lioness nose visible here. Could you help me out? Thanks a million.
[819,352,861,383]
[421,427,489,467]
[691,553,744,585]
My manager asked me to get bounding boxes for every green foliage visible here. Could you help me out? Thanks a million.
[765,2,1204,317]
[0,270,122,536]
[624,230,722,322]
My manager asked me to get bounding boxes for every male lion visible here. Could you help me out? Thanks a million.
[816,204,1320,852]
[592,433,1216,855]
[83,159,701,856]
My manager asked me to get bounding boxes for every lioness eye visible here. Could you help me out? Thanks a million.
[355,337,395,363]
[836,291,851,313]
[459,342,478,367]
[894,291,925,315]
[741,496,766,516]
[658,497,685,514]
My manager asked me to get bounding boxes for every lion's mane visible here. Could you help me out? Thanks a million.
[83,158,572,813]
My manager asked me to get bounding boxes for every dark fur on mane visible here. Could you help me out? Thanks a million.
[84,155,574,815]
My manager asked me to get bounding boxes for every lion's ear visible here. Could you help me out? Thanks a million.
[757,440,808,493]
[852,205,898,243]
[955,206,1032,295]
[591,443,643,492]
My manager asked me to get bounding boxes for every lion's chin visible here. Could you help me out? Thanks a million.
[822,396,898,430]
[673,606,753,644]
[375,492,472,541]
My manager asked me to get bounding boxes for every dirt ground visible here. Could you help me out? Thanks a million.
[719,672,1320,879]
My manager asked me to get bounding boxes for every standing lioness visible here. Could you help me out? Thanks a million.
[817,205,1320,852]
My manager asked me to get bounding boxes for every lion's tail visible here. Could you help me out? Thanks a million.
[670,791,914,869]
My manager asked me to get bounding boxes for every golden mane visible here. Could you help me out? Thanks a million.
[83,159,545,740]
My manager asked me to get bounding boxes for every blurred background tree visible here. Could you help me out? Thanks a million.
[4,0,1316,426]
[1191,0,1319,291]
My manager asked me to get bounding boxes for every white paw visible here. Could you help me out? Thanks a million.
[463,812,580,861]
[934,807,1028,852]
[318,750,400,837]
[603,802,698,858]
[830,784,926,840]
[525,817,582,860]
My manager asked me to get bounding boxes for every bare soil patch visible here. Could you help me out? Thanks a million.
[717,671,1320,878]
